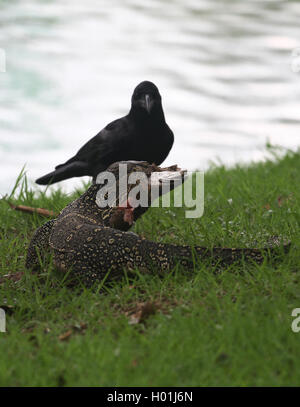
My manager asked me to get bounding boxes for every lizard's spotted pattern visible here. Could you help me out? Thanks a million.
[26,161,289,286]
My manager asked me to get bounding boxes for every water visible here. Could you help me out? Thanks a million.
[0,0,300,194]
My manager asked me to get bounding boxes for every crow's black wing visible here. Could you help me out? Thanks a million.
[69,117,132,165]
[36,116,132,185]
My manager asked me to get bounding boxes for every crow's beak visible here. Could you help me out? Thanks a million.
[144,94,152,114]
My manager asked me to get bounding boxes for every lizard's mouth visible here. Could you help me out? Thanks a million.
[107,163,186,228]
[118,165,186,226]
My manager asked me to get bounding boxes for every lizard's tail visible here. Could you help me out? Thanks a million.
[143,239,291,271]
[193,243,291,267]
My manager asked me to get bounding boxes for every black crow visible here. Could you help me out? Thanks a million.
[35,81,174,185]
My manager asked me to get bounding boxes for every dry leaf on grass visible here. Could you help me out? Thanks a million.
[0,272,24,284]
[128,301,158,325]
[58,322,87,341]
[58,330,73,341]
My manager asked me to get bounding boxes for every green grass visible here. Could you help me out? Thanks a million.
[0,146,299,386]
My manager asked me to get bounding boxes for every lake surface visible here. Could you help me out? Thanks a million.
[0,0,300,194]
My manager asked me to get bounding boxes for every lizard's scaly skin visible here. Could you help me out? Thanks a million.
[26,161,289,285]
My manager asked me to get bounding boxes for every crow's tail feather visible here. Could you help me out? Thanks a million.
[35,161,90,185]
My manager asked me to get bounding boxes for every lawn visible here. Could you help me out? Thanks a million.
[0,146,299,386]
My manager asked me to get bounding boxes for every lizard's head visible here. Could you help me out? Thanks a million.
[95,161,186,230]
